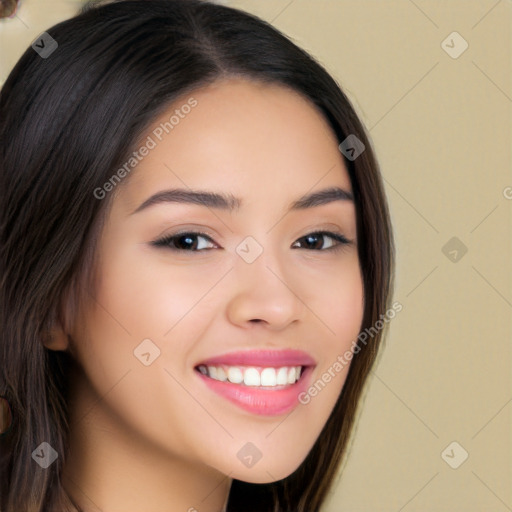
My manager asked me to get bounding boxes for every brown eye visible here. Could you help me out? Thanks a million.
[151,231,218,251]
[292,231,351,252]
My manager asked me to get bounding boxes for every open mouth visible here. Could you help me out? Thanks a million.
[194,364,306,388]
[193,349,315,415]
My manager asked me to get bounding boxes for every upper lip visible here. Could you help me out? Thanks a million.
[196,349,316,368]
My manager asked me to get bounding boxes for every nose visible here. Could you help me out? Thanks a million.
[225,248,304,331]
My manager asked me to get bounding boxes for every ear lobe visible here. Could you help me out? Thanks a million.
[42,325,70,351]
[43,284,77,351]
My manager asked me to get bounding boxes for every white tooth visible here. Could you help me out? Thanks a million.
[287,366,297,384]
[276,367,288,385]
[260,368,277,386]
[296,366,302,380]
[198,365,208,375]
[216,366,227,382]
[227,367,243,384]
[208,366,218,379]
[244,367,261,386]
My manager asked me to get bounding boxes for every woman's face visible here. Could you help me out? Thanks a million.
[65,78,364,483]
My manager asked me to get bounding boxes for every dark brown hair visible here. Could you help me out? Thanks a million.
[0,1,394,510]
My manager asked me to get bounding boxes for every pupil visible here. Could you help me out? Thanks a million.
[179,235,195,249]
[306,234,320,249]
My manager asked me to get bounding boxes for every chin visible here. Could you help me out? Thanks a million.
[231,457,306,484]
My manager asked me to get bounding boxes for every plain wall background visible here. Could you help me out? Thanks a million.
[1,1,510,510]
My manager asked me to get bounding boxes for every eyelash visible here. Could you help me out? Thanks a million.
[151,230,352,253]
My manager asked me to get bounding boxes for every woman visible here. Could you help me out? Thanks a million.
[0,1,394,510]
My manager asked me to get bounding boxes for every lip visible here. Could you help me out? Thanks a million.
[196,349,316,367]
[194,349,316,416]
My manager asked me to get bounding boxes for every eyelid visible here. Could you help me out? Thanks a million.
[292,231,353,252]
[151,230,218,250]
[150,229,353,252]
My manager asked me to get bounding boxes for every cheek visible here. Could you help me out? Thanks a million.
[332,267,365,349]
[305,256,364,352]
[92,241,224,342]
[68,265,204,459]
[321,262,364,401]
[67,245,224,444]
[294,260,364,426]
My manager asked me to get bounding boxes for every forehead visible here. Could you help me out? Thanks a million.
[116,78,352,214]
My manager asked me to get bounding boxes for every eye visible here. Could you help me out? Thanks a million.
[151,231,217,251]
[151,230,352,253]
[292,231,351,252]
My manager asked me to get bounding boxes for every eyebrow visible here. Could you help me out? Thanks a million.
[130,185,353,215]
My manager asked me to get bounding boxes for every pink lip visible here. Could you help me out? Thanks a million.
[197,349,316,367]
[195,349,316,416]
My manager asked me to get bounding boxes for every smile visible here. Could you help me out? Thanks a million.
[196,364,303,387]
[194,349,315,416]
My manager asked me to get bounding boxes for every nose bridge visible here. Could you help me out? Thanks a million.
[235,233,287,287]
[226,233,303,328]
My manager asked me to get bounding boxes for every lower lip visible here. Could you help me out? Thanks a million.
[196,366,313,416]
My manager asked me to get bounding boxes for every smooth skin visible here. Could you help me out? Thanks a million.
[46,78,364,512]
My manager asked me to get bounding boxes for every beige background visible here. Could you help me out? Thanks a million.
[1,1,511,510]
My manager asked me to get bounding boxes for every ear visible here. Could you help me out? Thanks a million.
[42,324,70,351]
[42,288,75,351]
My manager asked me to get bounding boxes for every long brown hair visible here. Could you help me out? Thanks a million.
[0,1,394,510]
